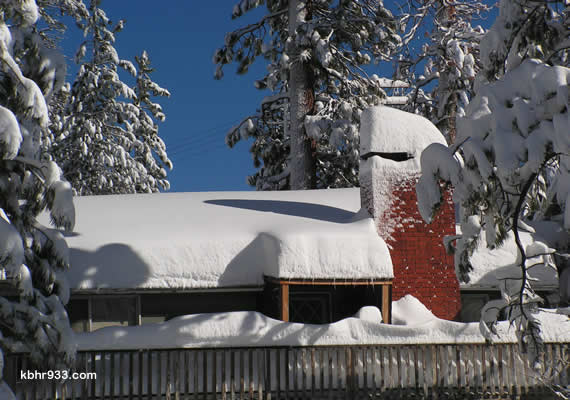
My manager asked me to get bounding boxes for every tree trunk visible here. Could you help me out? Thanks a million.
[436,1,458,144]
[287,0,316,190]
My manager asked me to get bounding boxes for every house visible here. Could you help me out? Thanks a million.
[58,188,394,331]
[6,107,570,399]
[458,221,567,321]
[28,105,465,332]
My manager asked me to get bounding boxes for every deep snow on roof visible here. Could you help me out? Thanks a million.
[461,221,564,290]
[53,188,393,290]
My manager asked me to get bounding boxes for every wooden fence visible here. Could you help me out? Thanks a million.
[6,343,570,399]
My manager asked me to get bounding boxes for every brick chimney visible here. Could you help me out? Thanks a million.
[359,106,460,320]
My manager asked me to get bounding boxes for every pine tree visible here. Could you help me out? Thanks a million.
[416,0,570,366]
[479,0,568,82]
[51,0,172,195]
[395,0,488,143]
[132,50,172,187]
[215,0,401,190]
[0,1,76,396]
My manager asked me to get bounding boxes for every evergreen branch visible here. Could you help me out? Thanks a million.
[231,9,288,41]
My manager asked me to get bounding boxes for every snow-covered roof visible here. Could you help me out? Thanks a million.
[51,188,393,291]
[461,221,566,290]
[75,295,570,350]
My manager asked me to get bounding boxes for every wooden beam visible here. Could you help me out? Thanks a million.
[264,276,392,286]
[280,283,290,322]
[87,296,93,332]
[382,284,392,324]
[71,286,264,296]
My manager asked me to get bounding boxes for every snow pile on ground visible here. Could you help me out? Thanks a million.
[38,188,392,290]
[0,382,15,400]
[461,222,561,289]
[354,305,383,322]
[391,295,437,326]
[75,296,570,351]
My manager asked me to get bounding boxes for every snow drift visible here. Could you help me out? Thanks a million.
[75,295,570,351]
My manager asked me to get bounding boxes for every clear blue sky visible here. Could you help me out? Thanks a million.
[61,2,273,192]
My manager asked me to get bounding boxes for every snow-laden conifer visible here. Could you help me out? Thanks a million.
[395,0,488,143]
[0,1,76,395]
[215,0,401,190]
[479,0,569,82]
[416,0,570,369]
[51,0,172,195]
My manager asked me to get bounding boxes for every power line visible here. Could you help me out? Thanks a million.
[167,133,229,156]
[169,143,231,159]
[164,119,240,148]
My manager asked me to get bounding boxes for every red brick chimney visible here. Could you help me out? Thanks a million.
[359,106,460,320]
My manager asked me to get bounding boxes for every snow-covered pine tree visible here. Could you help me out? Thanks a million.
[132,50,172,185]
[416,0,570,367]
[215,0,401,190]
[395,0,488,143]
[36,0,89,48]
[51,0,172,195]
[479,0,569,83]
[0,1,76,396]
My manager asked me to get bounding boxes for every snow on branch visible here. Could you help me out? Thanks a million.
[216,0,402,189]
[416,58,570,366]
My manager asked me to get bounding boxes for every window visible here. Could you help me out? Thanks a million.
[459,293,491,322]
[91,296,138,330]
[290,291,332,323]
[67,299,89,332]
[67,295,140,332]
[67,291,261,332]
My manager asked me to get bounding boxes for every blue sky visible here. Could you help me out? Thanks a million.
[61,2,272,192]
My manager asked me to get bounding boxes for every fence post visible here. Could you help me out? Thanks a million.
[347,347,354,399]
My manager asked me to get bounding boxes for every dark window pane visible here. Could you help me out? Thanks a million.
[91,296,137,330]
[67,299,89,333]
[290,291,332,323]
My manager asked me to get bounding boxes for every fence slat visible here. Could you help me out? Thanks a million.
[328,348,334,399]
[291,349,300,397]
[230,350,236,400]
[222,350,227,400]
[138,351,144,400]
[212,350,217,399]
[174,351,181,400]
[204,351,210,400]
[258,349,264,400]
[310,348,316,398]
[284,348,289,399]
[421,345,428,397]
[193,352,198,400]
[275,349,280,400]
[319,348,325,396]
[301,348,307,397]
[337,347,343,397]
[371,347,377,395]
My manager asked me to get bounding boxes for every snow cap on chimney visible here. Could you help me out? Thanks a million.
[360,105,446,169]
[359,105,447,240]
